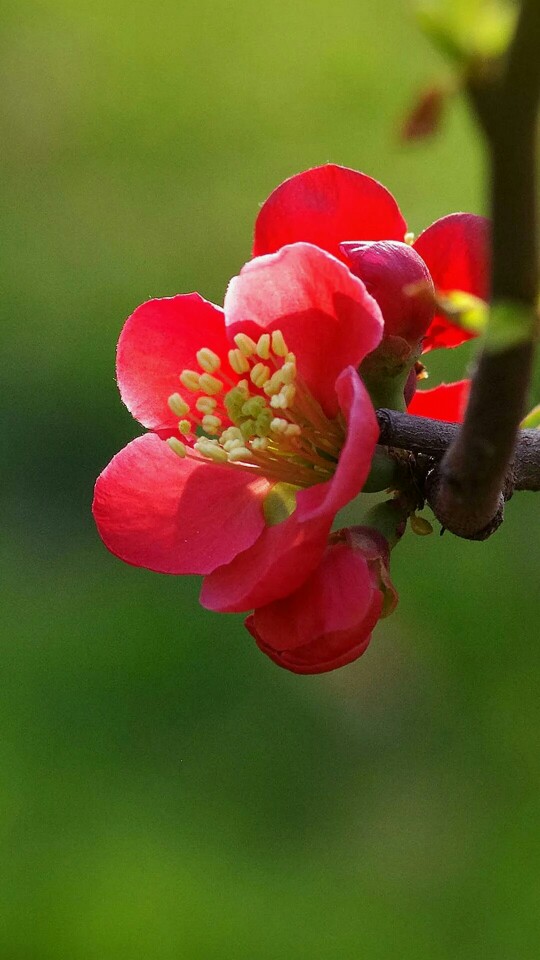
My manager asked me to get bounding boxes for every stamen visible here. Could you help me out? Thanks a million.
[234,333,257,357]
[178,419,192,435]
[280,362,296,384]
[168,393,190,417]
[167,437,187,458]
[194,438,229,463]
[256,334,270,359]
[196,347,221,373]
[250,362,271,387]
[180,370,201,392]
[271,330,288,357]
[228,446,254,463]
[198,373,223,395]
[228,349,251,375]
[202,414,222,435]
[196,396,217,414]
[270,417,289,434]
[263,370,286,396]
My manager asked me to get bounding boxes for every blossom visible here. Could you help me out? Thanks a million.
[93,242,385,614]
[246,526,398,674]
[253,163,490,352]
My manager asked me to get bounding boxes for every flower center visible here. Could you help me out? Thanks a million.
[165,329,345,488]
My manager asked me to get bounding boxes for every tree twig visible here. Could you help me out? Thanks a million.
[426,0,540,539]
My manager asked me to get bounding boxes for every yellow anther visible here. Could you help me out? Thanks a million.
[202,414,222,435]
[234,333,257,357]
[196,347,221,373]
[227,446,253,462]
[199,373,223,395]
[180,370,201,392]
[195,439,228,463]
[178,419,191,435]
[256,334,270,359]
[410,514,434,536]
[271,330,288,357]
[285,352,296,364]
[223,438,245,453]
[228,349,250,375]
[280,362,296,385]
[167,437,187,458]
[220,426,242,443]
[284,424,301,438]
[263,370,285,396]
[251,437,269,452]
[237,379,249,394]
[270,384,295,410]
[404,231,416,246]
[270,417,289,434]
[196,396,217,414]
[250,362,271,387]
[168,393,190,417]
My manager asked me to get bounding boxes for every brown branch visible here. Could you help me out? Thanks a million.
[377,409,540,494]
[427,0,540,539]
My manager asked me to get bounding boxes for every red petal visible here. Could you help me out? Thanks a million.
[247,540,383,675]
[117,294,233,432]
[93,434,269,575]
[200,509,331,613]
[407,379,471,423]
[253,164,407,261]
[341,240,434,343]
[225,243,383,418]
[413,213,490,350]
[298,366,379,522]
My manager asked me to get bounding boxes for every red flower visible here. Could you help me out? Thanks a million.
[253,164,490,352]
[93,243,384,613]
[246,526,398,674]
[408,379,471,423]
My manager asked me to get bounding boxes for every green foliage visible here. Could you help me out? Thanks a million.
[417,0,518,63]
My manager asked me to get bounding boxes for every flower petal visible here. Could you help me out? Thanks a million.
[225,243,383,417]
[407,379,471,423]
[253,164,407,261]
[93,434,269,575]
[200,508,331,614]
[246,539,383,674]
[297,366,379,522]
[413,213,490,350]
[117,294,234,432]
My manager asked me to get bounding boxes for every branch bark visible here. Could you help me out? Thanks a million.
[426,0,540,539]
[377,408,540,493]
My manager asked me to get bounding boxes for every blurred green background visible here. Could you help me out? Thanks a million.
[2,0,540,957]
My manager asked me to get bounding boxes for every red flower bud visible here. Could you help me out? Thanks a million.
[341,240,435,346]
[246,526,398,675]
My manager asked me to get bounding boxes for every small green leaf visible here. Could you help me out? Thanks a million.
[521,404,540,429]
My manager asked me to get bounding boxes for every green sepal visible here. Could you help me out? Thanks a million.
[361,449,403,493]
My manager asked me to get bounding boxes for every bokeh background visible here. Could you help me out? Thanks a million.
[2,0,540,956]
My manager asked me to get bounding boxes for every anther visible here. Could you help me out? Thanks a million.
[256,334,270,359]
[196,396,217,414]
[228,349,250,375]
[410,513,433,536]
[178,419,191,435]
[251,437,269,451]
[280,362,296,385]
[234,333,257,357]
[271,330,288,357]
[180,370,201,392]
[168,393,190,417]
[250,363,271,387]
[167,437,187,458]
[404,231,416,246]
[202,414,222,435]
[199,373,223,395]
[194,439,229,463]
[196,347,221,373]
[270,417,289,434]
[228,446,253,462]
[263,370,285,396]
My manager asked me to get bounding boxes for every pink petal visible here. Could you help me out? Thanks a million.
[117,294,234,432]
[200,508,331,614]
[341,240,434,344]
[225,243,383,418]
[253,164,407,261]
[297,366,379,522]
[93,434,269,575]
[413,213,490,350]
[407,379,471,423]
[246,539,383,674]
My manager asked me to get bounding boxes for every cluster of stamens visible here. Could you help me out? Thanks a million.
[166,329,345,488]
